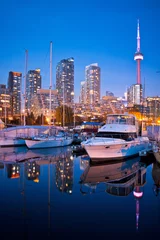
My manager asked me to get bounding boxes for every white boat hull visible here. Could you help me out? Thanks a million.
[82,137,151,161]
[0,138,26,147]
[25,138,73,149]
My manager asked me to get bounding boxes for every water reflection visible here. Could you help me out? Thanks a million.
[0,146,158,238]
[25,161,40,182]
[55,151,73,194]
[152,161,160,196]
[80,157,149,230]
[6,163,20,179]
[80,157,146,195]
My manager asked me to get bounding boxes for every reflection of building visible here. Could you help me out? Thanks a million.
[56,58,74,105]
[55,153,73,194]
[152,161,160,197]
[85,63,100,104]
[8,71,22,116]
[25,161,40,182]
[26,69,42,109]
[80,159,89,171]
[6,164,20,179]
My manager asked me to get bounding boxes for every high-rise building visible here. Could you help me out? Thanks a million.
[80,81,86,104]
[36,88,59,121]
[146,96,160,119]
[0,84,11,120]
[56,58,74,105]
[26,69,41,110]
[8,71,22,116]
[127,84,143,106]
[106,91,114,97]
[85,63,100,104]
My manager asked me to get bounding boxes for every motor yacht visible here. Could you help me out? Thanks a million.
[81,113,151,162]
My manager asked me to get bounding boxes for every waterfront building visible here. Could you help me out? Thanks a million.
[101,96,125,114]
[85,63,100,105]
[8,71,22,116]
[127,84,143,106]
[56,58,74,105]
[36,88,59,120]
[26,69,41,110]
[0,84,11,120]
[146,96,160,119]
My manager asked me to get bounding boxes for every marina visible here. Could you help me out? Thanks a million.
[0,2,160,238]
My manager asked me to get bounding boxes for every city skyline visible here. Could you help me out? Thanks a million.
[0,1,160,99]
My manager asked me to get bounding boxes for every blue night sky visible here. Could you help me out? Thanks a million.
[0,0,160,101]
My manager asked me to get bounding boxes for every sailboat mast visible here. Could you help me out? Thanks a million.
[4,88,7,125]
[63,81,65,128]
[24,50,28,126]
[49,41,52,126]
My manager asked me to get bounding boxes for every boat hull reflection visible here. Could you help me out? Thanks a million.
[0,146,72,163]
[80,156,147,196]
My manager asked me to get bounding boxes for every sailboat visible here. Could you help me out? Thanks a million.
[25,42,73,149]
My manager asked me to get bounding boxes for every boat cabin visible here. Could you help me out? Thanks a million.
[106,114,136,125]
[96,114,138,140]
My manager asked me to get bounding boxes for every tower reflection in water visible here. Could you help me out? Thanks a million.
[55,151,74,194]
[80,157,147,230]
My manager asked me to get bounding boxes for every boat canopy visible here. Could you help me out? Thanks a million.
[106,115,136,125]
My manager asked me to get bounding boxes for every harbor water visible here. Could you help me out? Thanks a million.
[0,146,160,239]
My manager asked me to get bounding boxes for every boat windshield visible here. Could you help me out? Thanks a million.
[106,115,135,125]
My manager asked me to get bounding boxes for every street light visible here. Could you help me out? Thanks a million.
[71,91,75,128]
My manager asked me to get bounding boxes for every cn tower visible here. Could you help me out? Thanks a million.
[134,20,143,84]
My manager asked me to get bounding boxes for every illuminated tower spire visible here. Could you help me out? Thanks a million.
[137,19,140,52]
[133,186,143,230]
[134,19,143,84]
